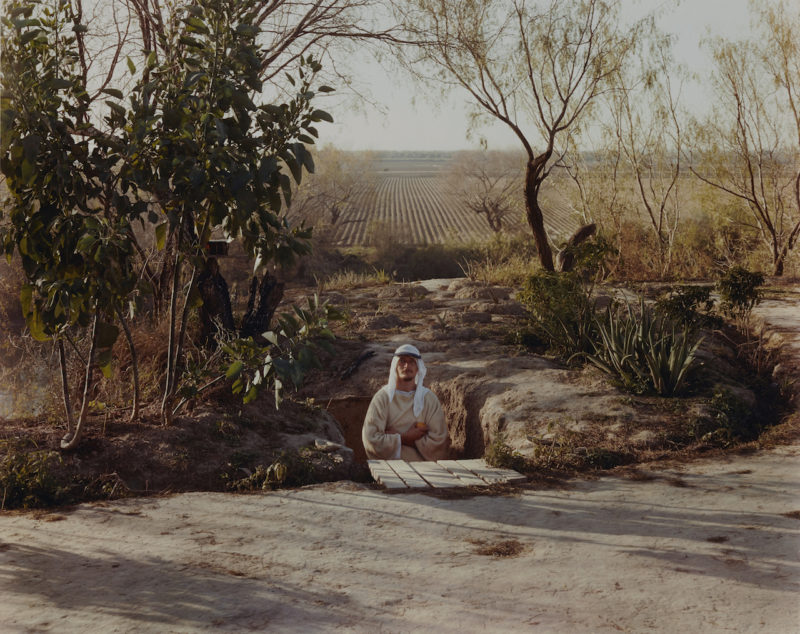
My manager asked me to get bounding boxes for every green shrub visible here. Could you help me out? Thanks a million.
[517,270,597,358]
[688,388,756,445]
[655,284,722,330]
[717,266,765,325]
[226,448,316,491]
[0,441,66,509]
[582,447,634,470]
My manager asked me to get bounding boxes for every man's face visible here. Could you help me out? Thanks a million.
[395,355,419,384]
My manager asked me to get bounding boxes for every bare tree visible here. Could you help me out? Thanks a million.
[445,150,524,233]
[391,0,640,270]
[606,28,686,278]
[690,0,800,276]
[290,146,376,230]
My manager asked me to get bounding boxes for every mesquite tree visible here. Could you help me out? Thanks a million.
[690,0,800,276]
[392,0,639,270]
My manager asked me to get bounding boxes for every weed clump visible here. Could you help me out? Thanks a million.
[0,440,66,510]
[484,433,528,473]
[687,387,759,446]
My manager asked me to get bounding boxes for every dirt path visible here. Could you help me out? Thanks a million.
[1,290,799,633]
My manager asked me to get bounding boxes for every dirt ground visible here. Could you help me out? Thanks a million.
[0,444,798,633]
[1,283,799,632]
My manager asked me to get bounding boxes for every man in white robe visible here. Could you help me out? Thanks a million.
[362,344,450,461]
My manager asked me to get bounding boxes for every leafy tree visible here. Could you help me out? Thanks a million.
[392,0,640,271]
[690,0,800,276]
[1,0,339,445]
[120,0,331,423]
[1,0,141,448]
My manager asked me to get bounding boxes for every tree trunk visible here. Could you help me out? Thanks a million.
[161,246,181,425]
[241,273,285,339]
[556,223,597,272]
[773,252,785,277]
[61,315,98,451]
[57,339,75,432]
[524,159,555,271]
[115,306,140,421]
[197,257,236,346]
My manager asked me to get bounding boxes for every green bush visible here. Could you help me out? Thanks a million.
[484,433,528,472]
[0,441,66,509]
[226,448,316,491]
[655,284,722,330]
[717,266,765,325]
[688,388,756,445]
[517,270,597,358]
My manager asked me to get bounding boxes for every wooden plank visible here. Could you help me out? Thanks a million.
[410,461,471,488]
[386,460,431,489]
[456,459,527,484]
[367,460,409,489]
[436,460,489,486]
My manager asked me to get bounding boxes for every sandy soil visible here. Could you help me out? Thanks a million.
[0,448,798,633]
[1,287,799,633]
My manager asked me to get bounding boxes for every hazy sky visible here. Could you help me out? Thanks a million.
[322,0,754,151]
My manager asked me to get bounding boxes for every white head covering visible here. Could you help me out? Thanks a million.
[385,343,429,418]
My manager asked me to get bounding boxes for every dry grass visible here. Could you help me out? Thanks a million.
[467,537,527,558]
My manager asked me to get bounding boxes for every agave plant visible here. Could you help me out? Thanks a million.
[589,301,648,393]
[641,319,703,396]
[588,297,702,396]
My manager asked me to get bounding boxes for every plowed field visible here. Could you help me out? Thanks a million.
[329,174,581,247]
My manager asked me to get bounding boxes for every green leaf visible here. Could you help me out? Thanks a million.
[50,78,73,90]
[185,16,209,34]
[73,24,88,34]
[20,29,42,45]
[26,306,50,342]
[95,320,119,349]
[317,85,335,93]
[283,155,302,184]
[106,100,126,118]
[243,385,258,404]
[101,88,124,100]
[13,18,41,28]
[76,233,96,253]
[127,57,136,75]
[8,7,30,19]
[155,222,168,250]
[19,284,32,314]
[226,360,244,379]
[146,51,158,69]
[309,109,333,123]
[96,348,114,378]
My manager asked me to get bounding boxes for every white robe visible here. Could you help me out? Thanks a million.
[362,387,450,461]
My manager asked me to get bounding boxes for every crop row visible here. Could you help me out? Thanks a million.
[315,175,581,247]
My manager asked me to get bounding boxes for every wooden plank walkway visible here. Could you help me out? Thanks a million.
[367,458,526,490]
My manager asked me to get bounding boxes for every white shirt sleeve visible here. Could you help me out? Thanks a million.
[391,435,402,460]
